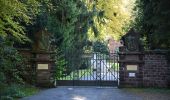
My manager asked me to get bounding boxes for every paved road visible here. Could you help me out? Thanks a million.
[21,87,143,100]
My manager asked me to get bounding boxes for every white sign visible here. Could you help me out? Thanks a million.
[129,73,136,77]
[126,65,138,71]
[37,64,48,69]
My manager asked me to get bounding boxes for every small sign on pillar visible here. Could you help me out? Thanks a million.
[126,65,138,71]
[126,65,137,78]
[37,64,49,69]
[129,73,136,77]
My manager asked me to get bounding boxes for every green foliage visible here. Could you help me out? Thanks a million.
[54,48,68,80]
[0,38,35,99]
[35,0,98,74]
[0,84,39,100]
[111,63,119,71]
[0,0,39,42]
[134,0,170,49]
[86,0,135,41]
[0,38,24,84]
[93,41,109,54]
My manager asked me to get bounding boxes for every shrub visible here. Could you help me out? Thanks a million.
[0,38,29,99]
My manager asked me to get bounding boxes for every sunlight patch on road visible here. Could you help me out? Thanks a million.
[72,95,87,100]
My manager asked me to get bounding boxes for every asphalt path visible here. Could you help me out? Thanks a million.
[21,87,142,100]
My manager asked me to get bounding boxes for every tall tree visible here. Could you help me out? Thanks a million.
[86,0,134,41]
[0,0,39,42]
[134,0,170,49]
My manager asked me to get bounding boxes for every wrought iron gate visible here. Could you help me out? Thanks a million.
[56,51,119,86]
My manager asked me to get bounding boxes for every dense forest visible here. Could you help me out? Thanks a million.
[0,0,170,99]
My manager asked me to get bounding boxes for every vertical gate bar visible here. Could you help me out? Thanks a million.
[103,53,105,81]
[99,53,102,86]
[109,54,111,81]
[116,54,117,80]
[87,57,89,81]
[65,50,67,80]
[101,53,102,81]
[95,53,96,85]
[63,50,65,81]
[115,54,116,80]
[87,57,88,81]
[113,54,115,80]
[117,54,119,81]
[78,58,79,86]
[88,56,89,81]
[96,52,97,81]
[83,56,84,81]
[94,52,95,81]
[66,50,68,80]
[95,53,97,81]
[69,50,71,81]
[108,54,109,81]
[115,54,117,80]
[83,57,85,80]
[106,54,107,81]
[69,51,71,81]
[103,53,104,81]
[99,53,100,86]
[68,50,69,80]
[64,50,66,80]
[85,57,86,81]
[80,56,82,81]
[83,57,84,81]
[90,53,92,81]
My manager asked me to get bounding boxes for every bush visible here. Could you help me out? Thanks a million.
[0,38,30,99]
[1,96,13,100]
[93,41,109,54]
[0,84,26,100]
[0,84,39,100]
[54,48,68,79]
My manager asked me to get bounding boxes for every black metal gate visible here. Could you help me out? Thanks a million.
[56,51,119,87]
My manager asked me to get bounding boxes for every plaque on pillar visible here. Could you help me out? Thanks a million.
[37,64,49,69]
[126,65,138,71]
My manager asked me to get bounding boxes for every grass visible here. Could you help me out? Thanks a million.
[122,88,170,100]
[123,88,170,93]
[18,85,40,97]
[13,85,40,100]
[0,84,40,100]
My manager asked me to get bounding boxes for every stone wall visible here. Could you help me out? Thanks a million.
[143,51,170,88]
[119,50,170,88]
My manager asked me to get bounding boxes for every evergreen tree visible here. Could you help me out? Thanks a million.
[134,0,170,49]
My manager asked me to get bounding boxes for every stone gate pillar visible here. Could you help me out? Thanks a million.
[32,29,55,87]
[32,51,55,87]
[118,28,144,87]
